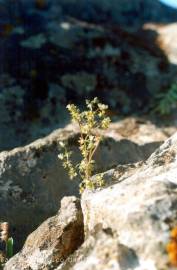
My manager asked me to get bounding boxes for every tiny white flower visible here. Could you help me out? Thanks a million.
[58,154,64,160]
[59,141,65,147]
[98,103,108,110]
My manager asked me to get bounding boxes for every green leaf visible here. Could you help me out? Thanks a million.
[6,237,13,259]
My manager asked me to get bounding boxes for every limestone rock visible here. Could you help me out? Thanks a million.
[0,125,81,251]
[144,23,177,65]
[62,132,177,270]
[0,119,173,250]
[56,230,121,270]
[104,117,171,144]
[4,196,84,270]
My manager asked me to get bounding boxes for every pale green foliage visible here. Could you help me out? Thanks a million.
[58,98,111,193]
[155,83,177,115]
[6,238,13,259]
[0,237,14,269]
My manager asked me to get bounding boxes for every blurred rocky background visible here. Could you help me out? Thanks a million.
[0,1,177,267]
[0,0,177,150]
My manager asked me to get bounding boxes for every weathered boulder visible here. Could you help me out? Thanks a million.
[144,23,177,65]
[1,0,177,150]
[0,126,79,251]
[104,117,173,144]
[4,196,84,270]
[58,132,177,269]
[0,119,171,251]
[59,0,177,26]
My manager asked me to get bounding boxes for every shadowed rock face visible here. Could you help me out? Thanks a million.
[52,0,177,26]
[4,196,84,270]
[1,0,177,27]
[0,0,177,150]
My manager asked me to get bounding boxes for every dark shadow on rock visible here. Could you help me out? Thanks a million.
[96,138,163,172]
[0,1,176,147]
[117,243,140,270]
[59,0,177,27]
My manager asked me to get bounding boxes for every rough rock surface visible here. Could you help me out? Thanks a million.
[58,132,177,270]
[1,0,177,150]
[4,196,84,270]
[0,125,79,251]
[30,0,177,27]
[144,23,177,65]
[0,119,173,250]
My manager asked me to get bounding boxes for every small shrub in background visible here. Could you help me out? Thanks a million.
[154,83,177,115]
[58,97,111,193]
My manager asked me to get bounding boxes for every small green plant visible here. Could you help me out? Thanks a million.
[6,238,13,259]
[0,222,14,269]
[154,83,177,115]
[58,97,111,193]
[0,237,14,268]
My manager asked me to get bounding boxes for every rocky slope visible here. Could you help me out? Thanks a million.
[0,1,177,269]
[1,118,173,251]
[3,127,177,270]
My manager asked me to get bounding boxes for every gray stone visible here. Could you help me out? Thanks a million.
[58,0,177,26]
[76,132,177,269]
[61,73,97,95]
[1,0,177,151]
[144,23,177,65]
[0,119,170,250]
[21,34,47,49]
[0,126,79,251]
[48,22,84,49]
[4,196,84,270]
[2,127,177,269]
